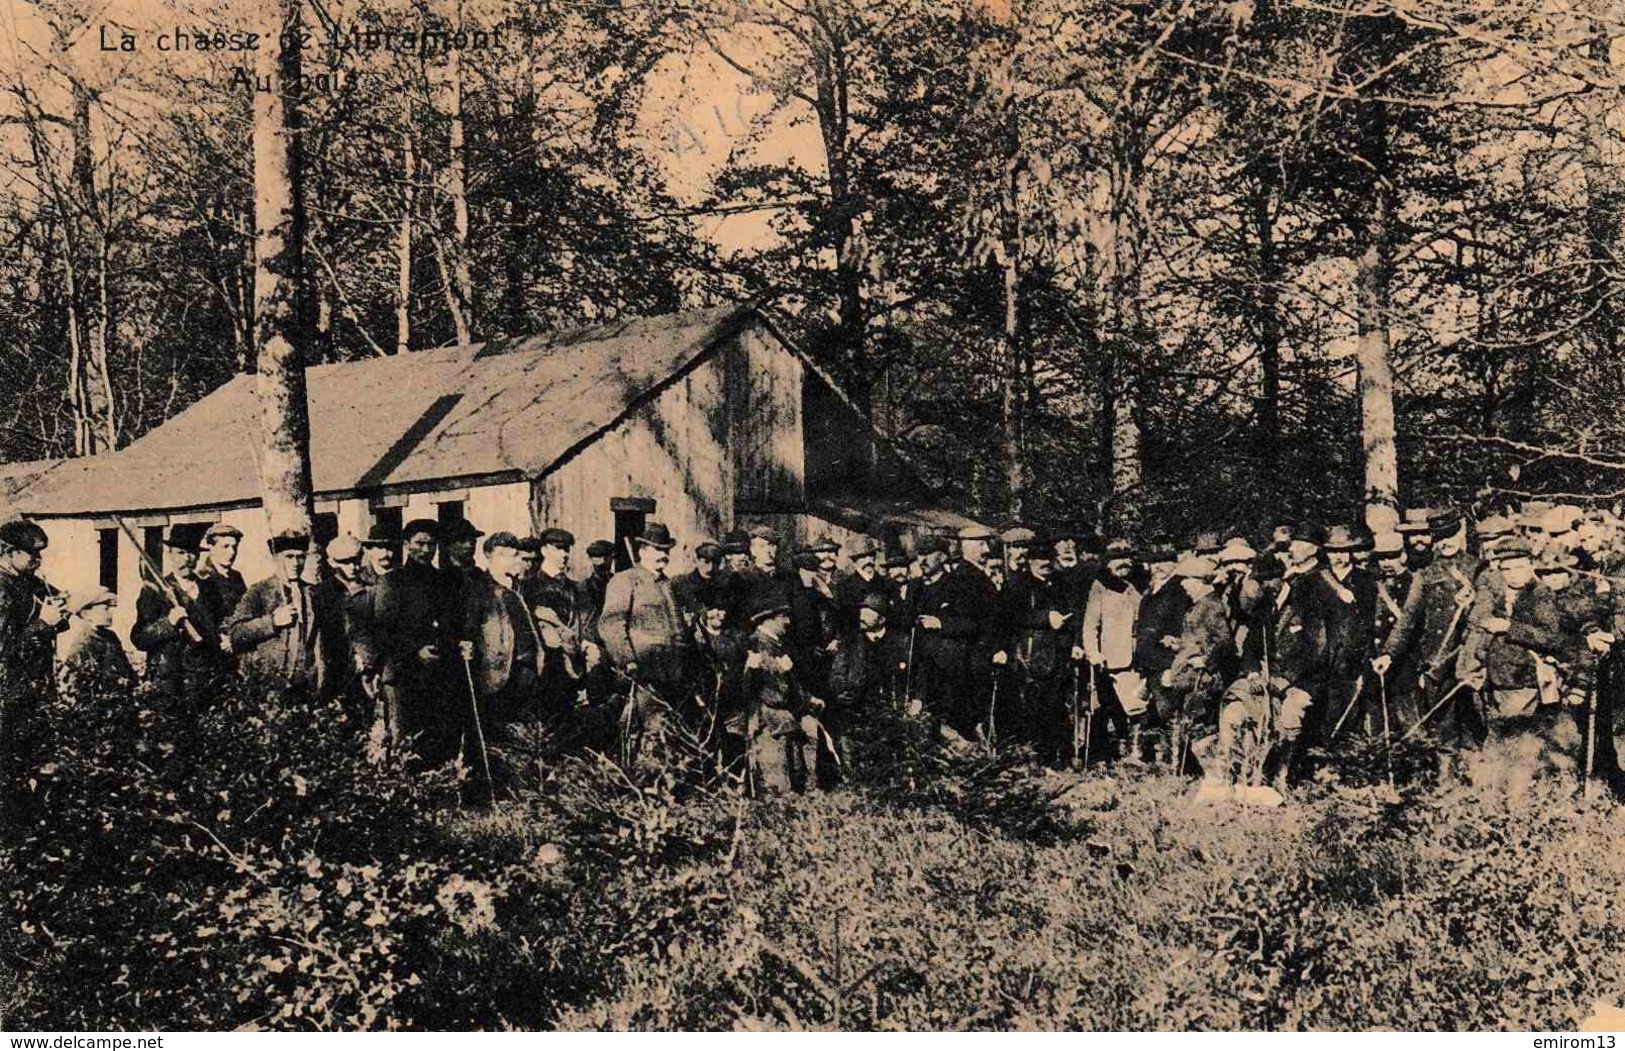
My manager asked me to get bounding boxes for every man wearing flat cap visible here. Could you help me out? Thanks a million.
[225,529,349,704]
[458,532,544,735]
[369,518,461,763]
[578,538,617,643]
[1001,525,1037,579]
[599,523,691,710]
[196,522,247,615]
[57,586,135,699]
[833,536,884,637]
[671,539,724,627]
[525,527,595,719]
[438,518,488,627]
[915,524,1000,742]
[0,520,67,822]
[1377,506,1480,743]
[316,533,380,720]
[131,522,230,709]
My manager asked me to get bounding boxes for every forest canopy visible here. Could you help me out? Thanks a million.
[1,0,1622,538]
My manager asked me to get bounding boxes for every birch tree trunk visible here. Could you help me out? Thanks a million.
[998,107,1026,517]
[1106,144,1146,533]
[445,0,473,344]
[252,0,314,535]
[71,82,117,453]
[397,96,414,355]
[1356,99,1400,535]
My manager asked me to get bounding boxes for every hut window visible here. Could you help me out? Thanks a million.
[436,501,465,569]
[97,528,118,593]
[312,512,338,549]
[610,497,655,572]
[372,506,402,545]
[142,526,165,571]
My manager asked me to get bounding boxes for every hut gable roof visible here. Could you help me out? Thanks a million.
[16,306,756,517]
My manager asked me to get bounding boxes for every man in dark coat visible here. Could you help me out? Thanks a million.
[1135,543,1190,765]
[1260,540,1330,787]
[1005,540,1076,765]
[458,532,542,727]
[787,543,840,702]
[1369,531,1416,728]
[578,538,616,643]
[526,528,593,721]
[833,536,885,636]
[196,522,247,619]
[225,529,350,703]
[671,540,724,626]
[1315,525,1378,739]
[1377,509,1480,744]
[1458,540,1566,743]
[58,586,136,698]
[1050,525,1100,624]
[916,525,1000,742]
[0,520,67,825]
[826,590,907,774]
[316,533,379,723]
[368,519,459,764]
[131,523,231,707]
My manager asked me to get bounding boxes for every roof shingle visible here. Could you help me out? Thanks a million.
[16,305,754,517]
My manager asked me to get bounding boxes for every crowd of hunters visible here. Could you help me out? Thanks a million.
[3,498,1625,819]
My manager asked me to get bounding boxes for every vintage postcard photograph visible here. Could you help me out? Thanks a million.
[1,0,1624,1035]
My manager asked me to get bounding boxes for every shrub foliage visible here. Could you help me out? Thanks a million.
[3,681,1623,1031]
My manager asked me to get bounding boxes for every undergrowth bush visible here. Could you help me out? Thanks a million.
[4,678,1623,1031]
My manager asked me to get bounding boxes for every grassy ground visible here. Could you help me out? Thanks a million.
[6,680,1625,1031]
[539,760,1625,1031]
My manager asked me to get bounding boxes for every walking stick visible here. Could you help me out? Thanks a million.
[1583,682,1600,802]
[985,674,999,752]
[460,653,497,809]
[903,625,917,705]
[1328,674,1367,741]
[1401,679,1474,742]
[1069,663,1083,768]
[1082,663,1098,768]
[1377,669,1395,789]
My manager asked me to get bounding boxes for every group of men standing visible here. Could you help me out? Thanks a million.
[3,497,1624,818]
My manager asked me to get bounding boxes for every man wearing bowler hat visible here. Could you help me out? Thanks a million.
[599,522,690,709]
[131,521,230,707]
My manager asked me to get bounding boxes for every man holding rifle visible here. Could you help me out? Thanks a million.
[0,520,68,826]
[131,522,231,711]
[1375,508,1479,745]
